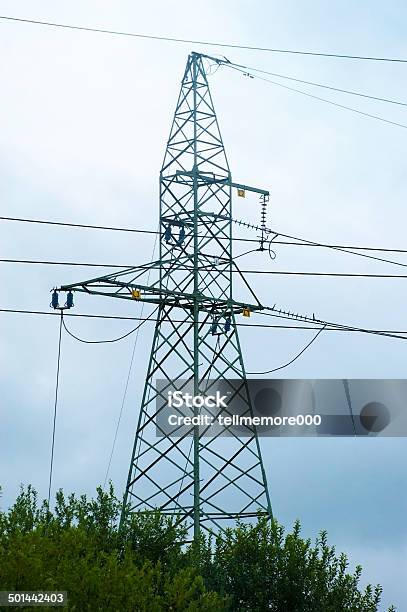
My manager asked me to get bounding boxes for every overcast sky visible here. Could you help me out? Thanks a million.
[0,1,406,609]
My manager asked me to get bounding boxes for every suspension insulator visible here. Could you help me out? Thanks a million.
[66,291,74,309]
[164,225,172,243]
[178,226,186,245]
[211,320,218,335]
[224,316,232,332]
[51,290,59,309]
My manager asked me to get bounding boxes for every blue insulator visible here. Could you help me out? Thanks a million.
[178,226,186,245]
[224,316,232,332]
[164,225,172,243]
[65,291,74,309]
[211,320,218,335]
[51,290,59,309]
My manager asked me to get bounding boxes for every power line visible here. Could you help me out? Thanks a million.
[226,64,407,130]
[0,215,158,235]
[3,257,407,278]
[240,271,407,278]
[62,308,158,343]
[1,15,407,63]
[0,258,124,268]
[2,216,407,254]
[47,311,63,507]
[0,215,261,245]
[1,306,407,338]
[269,228,407,270]
[246,324,327,374]
[342,379,357,436]
[0,308,158,321]
[103,228,159,489]
[260,308,407,341]
[267,242,407,253]
[228,61,407,107]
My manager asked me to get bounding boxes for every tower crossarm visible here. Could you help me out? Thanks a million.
[174,170,269,197]
[58,278,263,315]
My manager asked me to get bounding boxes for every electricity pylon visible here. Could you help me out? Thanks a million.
[56,52,272,540]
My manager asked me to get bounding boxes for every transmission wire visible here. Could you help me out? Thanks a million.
[3,306,407,337]
[4,256,407,277]
[342,379,357,436]
[3,216,407,256]
[47,311,63,507]
[103,229,160,488]
[225,64,407,130]
[228,60,407,107]
[3,215,407,254]
[1,15,407,63]
[246,324,327,374]
[268,229,407,270]
[62,308,158,344]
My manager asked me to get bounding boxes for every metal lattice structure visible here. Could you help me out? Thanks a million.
[57,52,272,540]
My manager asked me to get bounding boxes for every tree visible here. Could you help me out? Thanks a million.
[0,485,396,611]
[199,519,393,612]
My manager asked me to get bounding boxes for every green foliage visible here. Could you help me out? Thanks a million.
[0,485,395,611]
[199,519,389,612]
[0,484,224,611]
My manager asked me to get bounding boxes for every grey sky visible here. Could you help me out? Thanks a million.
[0,1,406,610]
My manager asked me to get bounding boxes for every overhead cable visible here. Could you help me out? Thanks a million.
[246,324,326,374]
[47,312,63,507]
[1,15,407,63]
[1,306,407,339]
[3,257,407,278]
[228,61,407,107]
[225,63,407,130]
[62,307,158,343]
[2,215,407,255]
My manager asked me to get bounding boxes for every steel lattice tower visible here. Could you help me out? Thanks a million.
[57,52,272,540]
